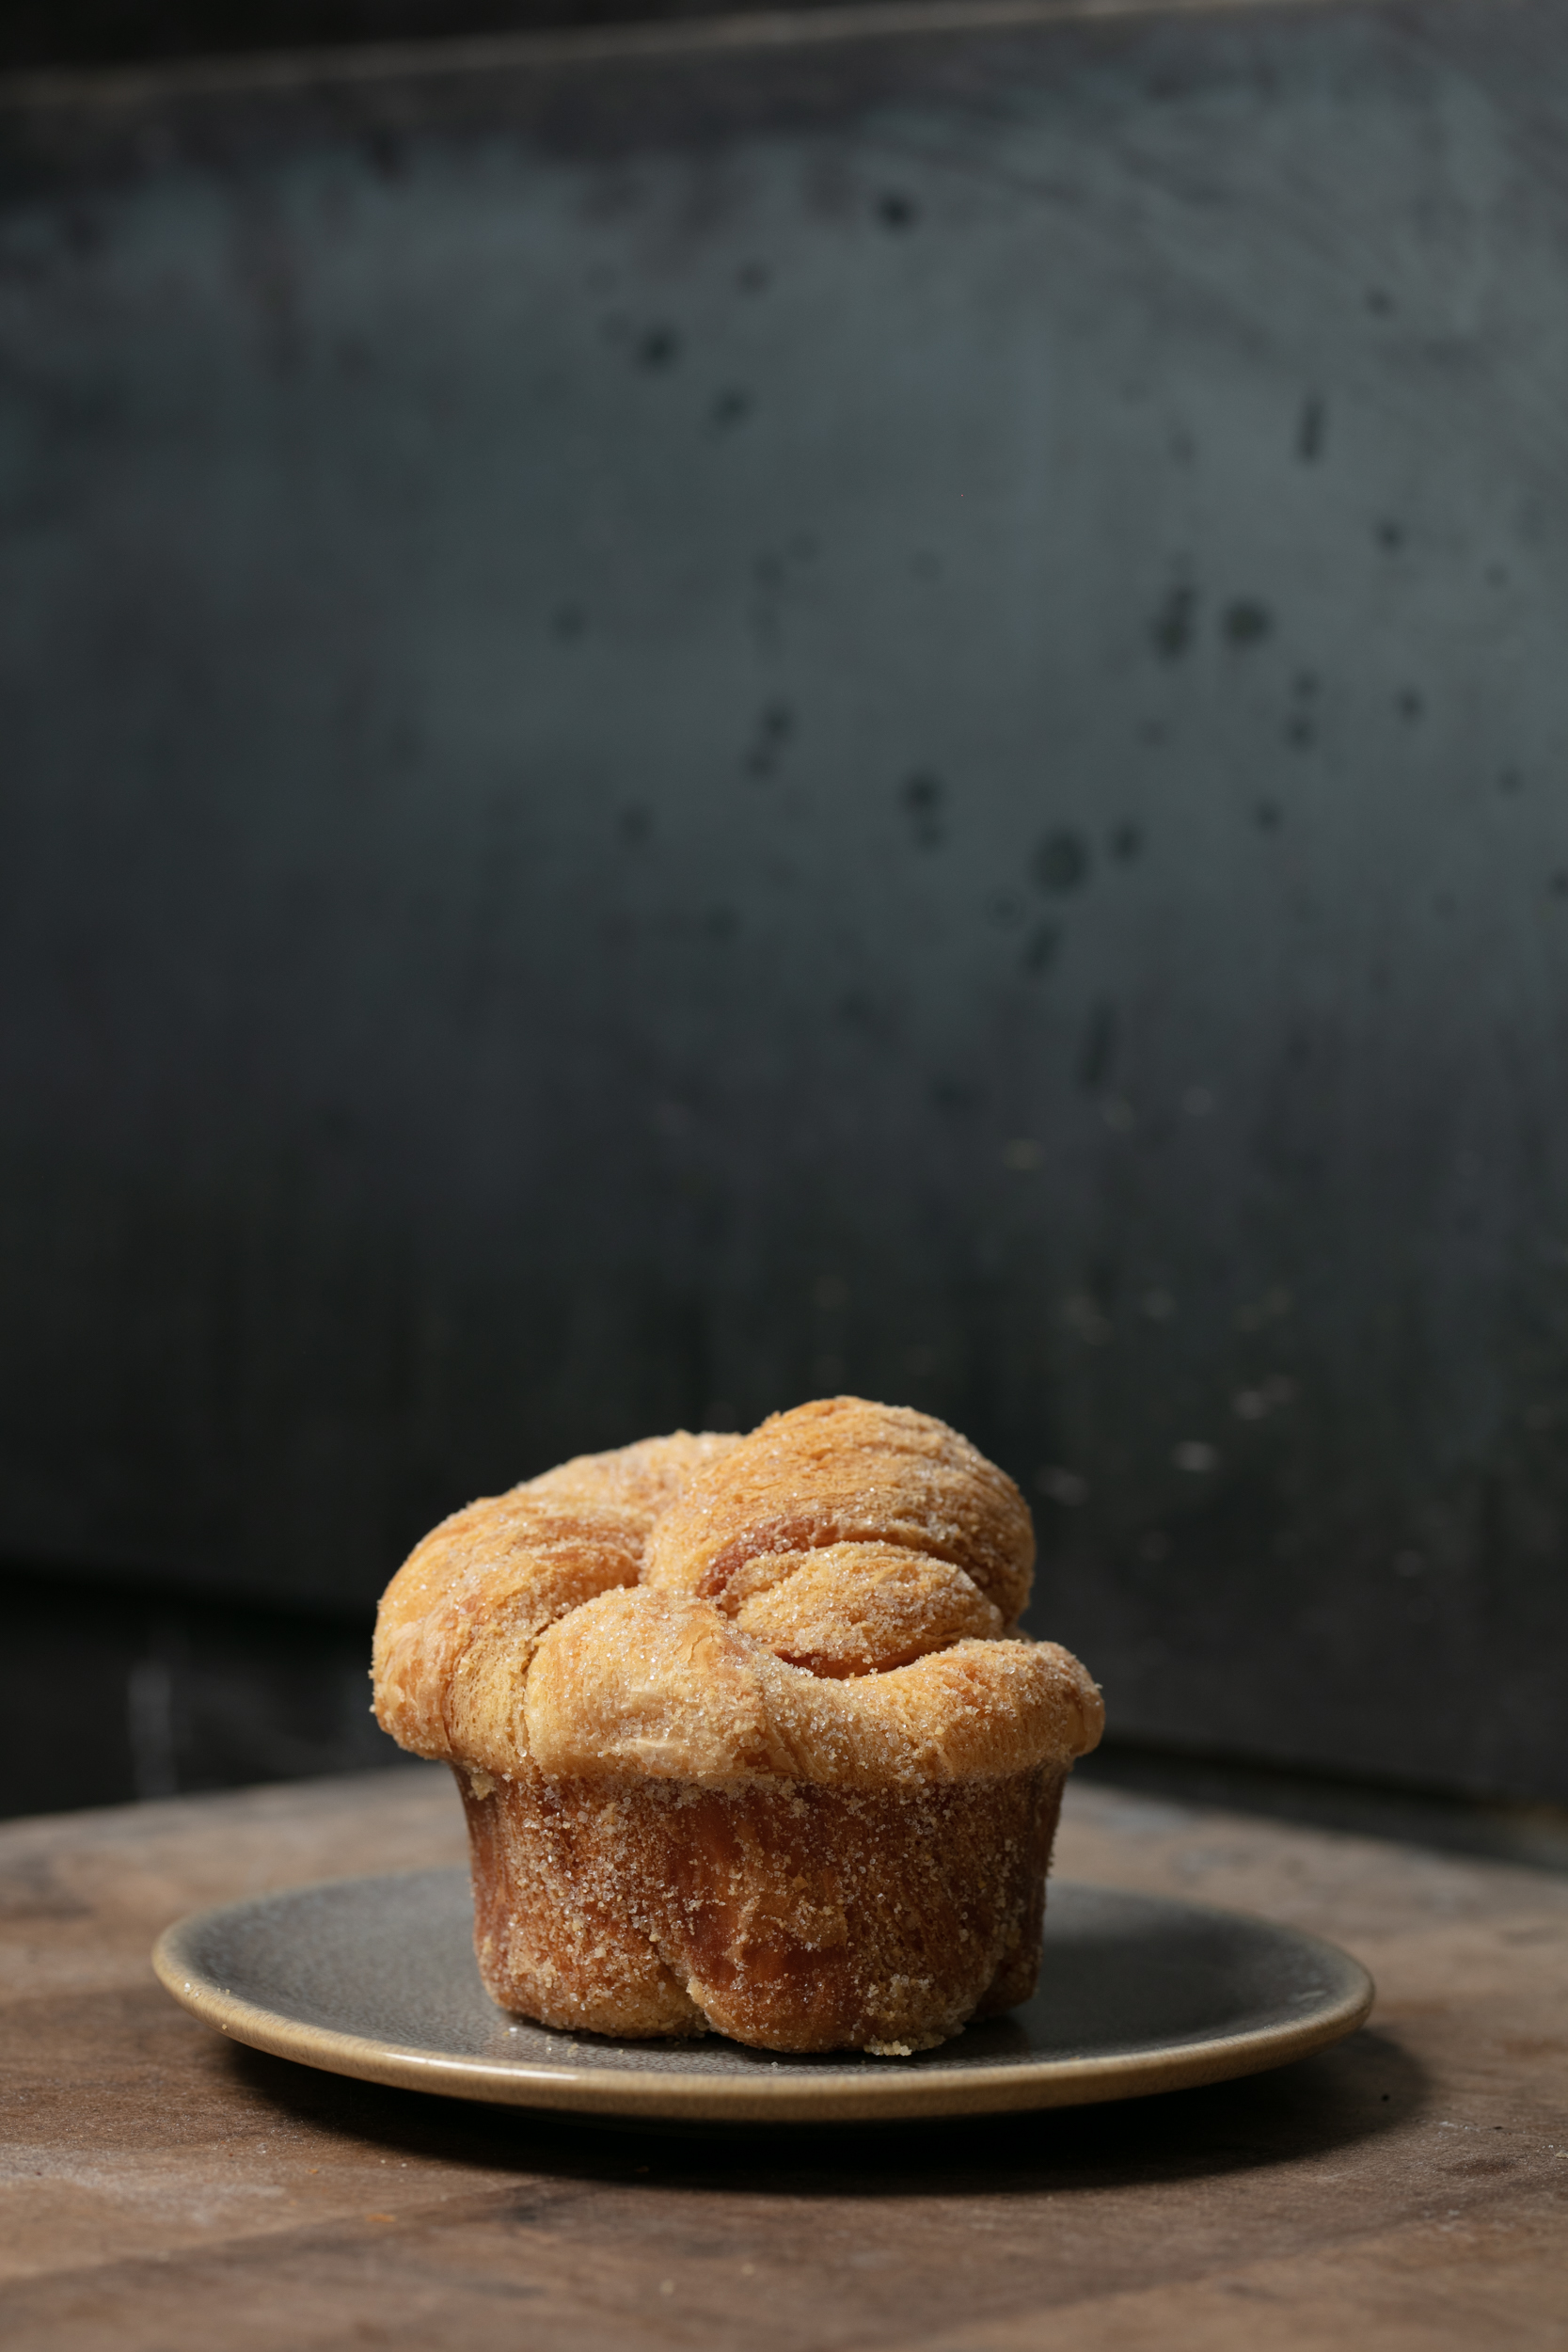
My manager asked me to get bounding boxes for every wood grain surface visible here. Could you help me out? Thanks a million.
[2,1768,1564,2349]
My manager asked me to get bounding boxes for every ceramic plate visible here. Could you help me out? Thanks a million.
[154,1869,1371,2124]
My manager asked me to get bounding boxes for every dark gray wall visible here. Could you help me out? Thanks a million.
[0,1564,405,1815]
[4,0,1568,1806]
[0,0,843,76]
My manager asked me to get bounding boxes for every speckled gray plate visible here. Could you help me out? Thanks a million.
[153,1870,1372,2123]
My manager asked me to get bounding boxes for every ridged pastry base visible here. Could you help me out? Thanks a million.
[458,1763,1066,2054]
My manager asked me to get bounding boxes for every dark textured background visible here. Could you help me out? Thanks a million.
[0,0,838,73]
[4,0,1568,1819]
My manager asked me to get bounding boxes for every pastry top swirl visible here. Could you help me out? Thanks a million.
[372,1400,1101,1788]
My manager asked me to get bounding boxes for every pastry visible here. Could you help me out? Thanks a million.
[372,1399,1102,2053]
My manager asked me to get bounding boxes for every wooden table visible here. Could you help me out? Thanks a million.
[3,1768,1564,2349]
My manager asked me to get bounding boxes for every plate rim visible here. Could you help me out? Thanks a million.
[152,1867,1375,2123]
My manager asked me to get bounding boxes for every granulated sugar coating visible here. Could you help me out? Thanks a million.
[372,1399,1102,2054]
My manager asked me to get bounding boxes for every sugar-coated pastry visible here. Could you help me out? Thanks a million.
[373,1432,738,1764]
[372,1401,1102,2053]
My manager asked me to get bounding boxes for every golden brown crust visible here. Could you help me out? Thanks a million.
[730,1544,1004,1675]
[459,1766,707,2039]
[372,1431,737,1764]
[643,1397,1037,1640]
[524,1430,741,1519]
[524,1586,1101,1789]
[371,1402,1102,2051]
[372,1494,645,1765]
[462,1762,1068,2052]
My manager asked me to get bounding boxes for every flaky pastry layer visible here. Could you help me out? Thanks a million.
[373,1403,1101,1791]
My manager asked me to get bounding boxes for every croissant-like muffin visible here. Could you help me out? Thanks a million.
[373,1398,1102,2054]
